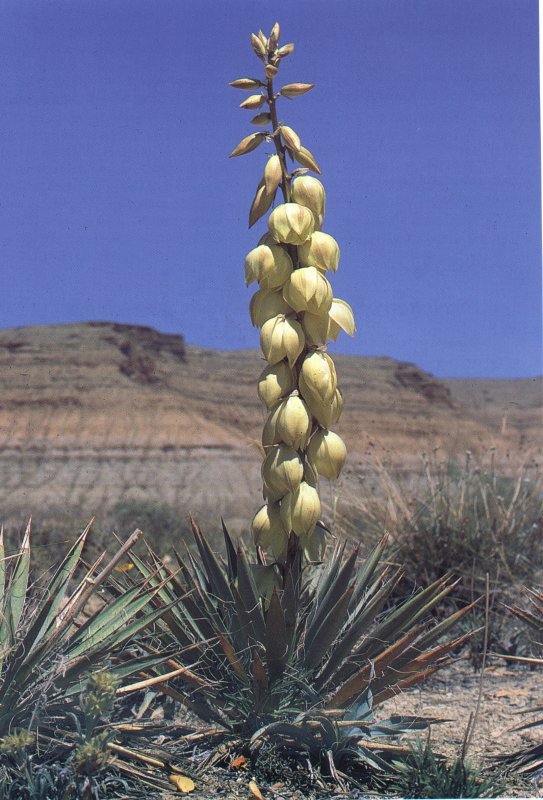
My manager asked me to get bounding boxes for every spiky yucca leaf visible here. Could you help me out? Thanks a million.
[0,522,170,736]
[506,588,543,644]
[497,588,543,776]
[122,520,474,772]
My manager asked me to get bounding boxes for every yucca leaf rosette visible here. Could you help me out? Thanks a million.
[230,23,356,562]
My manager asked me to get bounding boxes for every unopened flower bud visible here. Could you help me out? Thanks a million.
[299,351,337,405]
[257,361,296,408]
[265,64,278,79]
[251,33,267,59]
[277,43,295,58]
[283,266,332,315]
[307,429,347,479]
[249,179,275,228]
[274,395,312,450]
[240,94,266,110]
[252,502,288,559]
[251,112,272,126]
[260,314,305,367]
[250,288,293,327]
[280,125,301,152]
[268,203,314,245]
[245,244,292,289]
[294,146,321,174]
[298,232,340,273]
[229,132,265,158]
[328,298,356,339]
[291,176,326,227]
[302,310,329,346]
[229,78,262,91]
[268,22,280,53]
[262,444,303,501]
[280,481,321,536]
[280,83,315,97]
[258,232,276,247]
[264,154,283,195]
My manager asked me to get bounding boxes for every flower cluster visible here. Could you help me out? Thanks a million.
[230,23,355,562]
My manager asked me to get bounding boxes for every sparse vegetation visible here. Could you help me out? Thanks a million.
[110,498,192,554]
[337,455,543,665]
[395,736,506,798]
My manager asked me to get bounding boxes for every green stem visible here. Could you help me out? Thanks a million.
[266,78,290,203]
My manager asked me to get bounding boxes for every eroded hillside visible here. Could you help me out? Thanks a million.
[0,322,540,529]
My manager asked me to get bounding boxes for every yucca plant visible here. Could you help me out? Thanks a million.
[0,522,166,735]
[121,518,477,780]
[106,22,478,785]
[0,521,196,794]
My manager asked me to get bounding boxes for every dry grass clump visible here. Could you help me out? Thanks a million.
[337,453,542,597]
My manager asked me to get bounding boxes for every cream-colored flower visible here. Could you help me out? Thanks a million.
[299,351,337,405]
[251,502,289,558]
[291,176,326,228]
[298,232,340,273]
[260,314,305,367]
[245,244,292,290]
[307,429,347,479]
[303,387,344,428]
[274,395,312,450]
[328,298,356,339]
[302,311,330,346]
[280,481,321,536]
[250,288,293,328]
[262,444,303,501]
[257,361,296,408]
[268,203,314,245]
[282,267,332,315]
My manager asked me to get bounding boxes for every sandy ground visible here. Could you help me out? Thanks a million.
[158,661,542,800]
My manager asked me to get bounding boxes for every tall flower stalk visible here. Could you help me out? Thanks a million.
[230,23,356,568]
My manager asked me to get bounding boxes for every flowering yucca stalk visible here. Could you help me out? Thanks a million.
[230,22,355,565]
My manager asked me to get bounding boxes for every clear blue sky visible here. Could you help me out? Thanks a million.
[0,0,540,378]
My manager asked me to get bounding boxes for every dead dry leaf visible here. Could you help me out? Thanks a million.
[248,779,264,799]
[495,689,529,698]
[230,754,248,769]
[169,774,195,793]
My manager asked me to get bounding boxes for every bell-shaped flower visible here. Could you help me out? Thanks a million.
[298,232,340,273]
[257,361,296,408]
[328,298,356,340]
[299,351,337,405]
[260,314,305,367]
[307,429,347,479]
[280,481,321,536]
[282,267,332,315]
[261,444,304,501]
[268,203,314,245]
[251,502,289,559]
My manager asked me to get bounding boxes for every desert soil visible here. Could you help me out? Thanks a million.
[163,662,542,800]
